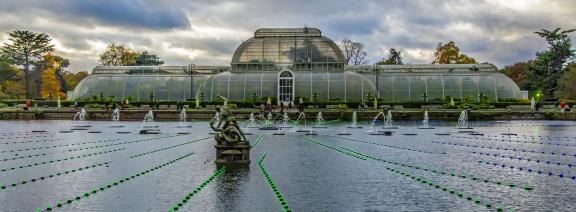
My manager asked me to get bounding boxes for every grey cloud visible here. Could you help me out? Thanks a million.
[63,0,189,29]
[0,0,190,30]
[1,0,575,71]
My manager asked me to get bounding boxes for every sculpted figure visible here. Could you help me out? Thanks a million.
[210,96,247,144]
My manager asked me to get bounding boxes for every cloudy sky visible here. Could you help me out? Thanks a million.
[0,0,575,72]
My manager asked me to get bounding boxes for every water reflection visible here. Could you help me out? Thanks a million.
[215,167,250,212]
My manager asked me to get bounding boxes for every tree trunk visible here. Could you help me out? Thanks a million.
[24,53,30,99]
[24,62,29,99]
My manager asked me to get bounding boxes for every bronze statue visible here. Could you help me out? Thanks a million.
[210,96,247,144]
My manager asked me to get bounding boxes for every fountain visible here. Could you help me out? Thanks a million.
[456,110,473,129]
[248,113,257,128]
[367,112,384,133]
[418,111,435,129]
[259,113,278,130]
[111,108,120,121]
[312,112,327,128]
[281,112,292,128]
[179,108,187,121]
[143,110,154,122]
[383,111,397,129]
[530,97,536,111]
[73,108,86,121]
[347,111,362,128]
[140,110,160,134]
[367,111,392,135]
[501,127,518,136]
[295,112,310,132]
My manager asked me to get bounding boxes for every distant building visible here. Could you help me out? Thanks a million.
[72,27,522,103]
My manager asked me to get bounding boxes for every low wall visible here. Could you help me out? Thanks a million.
[1,109,576,121]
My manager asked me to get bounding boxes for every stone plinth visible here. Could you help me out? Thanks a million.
[215,142,250,165]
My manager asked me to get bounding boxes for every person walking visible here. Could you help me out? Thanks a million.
[298,97,304,113]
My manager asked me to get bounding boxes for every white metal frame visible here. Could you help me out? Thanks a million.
[277,70,295,105]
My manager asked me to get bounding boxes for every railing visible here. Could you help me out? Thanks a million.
[92,66,229,75]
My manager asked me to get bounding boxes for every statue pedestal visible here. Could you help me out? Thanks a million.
[215,142,250,165]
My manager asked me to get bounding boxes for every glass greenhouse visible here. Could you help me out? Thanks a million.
[72,28,522,103]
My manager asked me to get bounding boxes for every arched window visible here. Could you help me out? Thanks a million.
[278,70,294,104]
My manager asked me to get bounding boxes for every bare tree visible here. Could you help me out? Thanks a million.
[340,39,368,65]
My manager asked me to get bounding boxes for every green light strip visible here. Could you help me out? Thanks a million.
[1,162,110,191]
[324,119,341,124]
[303,137,366,160]
[381,164,508,212]
[305,137,509,211]
[41,152,195,212]
[1,148,125,173]
[0,138,120,153]
[339,147,533,191]
[325,134,439,154]
[168,166,226,211]
[258,152,292,212]
[250,134,264,147]
[129,136,211,158]
[1,152,57,162]
[64,134,184,153]
[1,138,62,145]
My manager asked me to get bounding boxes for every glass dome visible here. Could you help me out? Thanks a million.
[231,28,345,71]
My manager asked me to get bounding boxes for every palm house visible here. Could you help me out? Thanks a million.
[72,27,522,104]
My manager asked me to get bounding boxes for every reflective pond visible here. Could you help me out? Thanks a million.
[1,120,576,211]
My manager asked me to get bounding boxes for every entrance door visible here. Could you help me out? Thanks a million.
[277,70,294,105]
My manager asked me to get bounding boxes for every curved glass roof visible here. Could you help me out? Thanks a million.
[72,71,521,102]
[230,28,345,71]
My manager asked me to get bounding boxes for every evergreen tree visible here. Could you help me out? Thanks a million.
[531,28,576,98]
[1,30,55,98]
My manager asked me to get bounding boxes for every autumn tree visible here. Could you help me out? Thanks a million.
[340,39,368,65]
[99,43,138,66]
[531,28,576,98]
[432,41,477,64]
[377,48,403,65]
[500,61,535,90]
[40,53,64,99]
[1,30,55,98]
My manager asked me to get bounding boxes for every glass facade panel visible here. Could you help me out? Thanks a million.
[409,76,427,102]
[294,72,312,100]
[426,76,444,100]
[344,72,364,101]
[443,76,461,99]
[461,76,478,100]
[379,75,394,101]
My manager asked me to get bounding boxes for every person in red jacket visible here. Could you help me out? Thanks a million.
[24,99,30,110]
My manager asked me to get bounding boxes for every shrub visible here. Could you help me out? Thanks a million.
[336,104,348,110]
[85,104,104,109]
